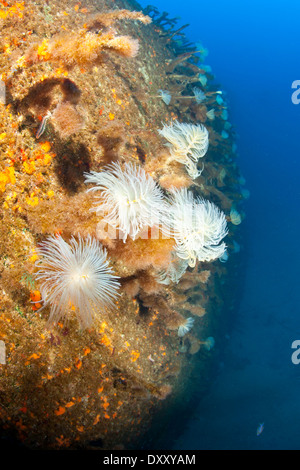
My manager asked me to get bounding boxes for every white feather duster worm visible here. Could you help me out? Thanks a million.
[158,120,209,179]
[178,317,194,337]
[35,235,120,328]
[169,188,228,268]
[85,162,167,242]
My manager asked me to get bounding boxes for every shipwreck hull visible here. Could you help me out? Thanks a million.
[0,0,244,449]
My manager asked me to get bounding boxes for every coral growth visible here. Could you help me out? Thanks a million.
[97,121,125,164]
[25,191,99,238]
[86,9,152,30]
[25,10,151,69]
[51,101,85,139]
[159,172,192,190]
[112,237,175,272]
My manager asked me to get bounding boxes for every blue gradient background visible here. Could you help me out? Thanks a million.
[139,0,300,449]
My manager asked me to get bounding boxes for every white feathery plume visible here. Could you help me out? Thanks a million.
[192,87,206,104]
[85,162,167,242]
[158,120,209,179]
[178,317,194,337]
[155,254,188,285]
[169,188,228,268]
[158,89,172,105]
[35,235,120,327]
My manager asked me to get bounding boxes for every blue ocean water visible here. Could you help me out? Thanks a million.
[140,0,300,450]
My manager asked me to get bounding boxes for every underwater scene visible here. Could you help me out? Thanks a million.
[0,0,298,454]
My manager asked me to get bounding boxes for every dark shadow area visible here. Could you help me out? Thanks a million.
[52,140,91,194]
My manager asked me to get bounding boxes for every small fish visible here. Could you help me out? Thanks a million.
[256,422,264,436]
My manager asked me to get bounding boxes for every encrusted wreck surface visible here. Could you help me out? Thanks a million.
[0,0,245,449]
